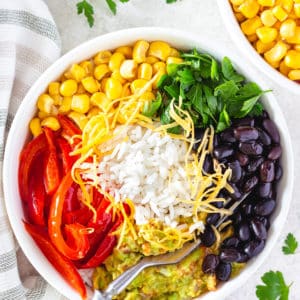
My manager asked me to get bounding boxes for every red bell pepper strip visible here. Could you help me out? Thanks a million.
[24,222,87,300]
[19,133,47,202]
[48,171,90,260]
[58,115,81,146]
[63,183,80,213]
[57,137,78,175]
[63,207,93,225]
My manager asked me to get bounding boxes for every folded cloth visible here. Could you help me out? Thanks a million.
[0,0,63,299]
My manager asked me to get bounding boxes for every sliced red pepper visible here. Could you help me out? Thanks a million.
[24,222,86,300]
[58,115,81,146]
[48,171,90,260]
[63,207,93,225]
[19,133,47,202]
[57,137,78,175]
[63,183,80,213]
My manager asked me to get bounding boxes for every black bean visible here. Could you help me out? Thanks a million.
[236,151,249,167]
[260,160,275,182]
[212,200,224,208]
[247,157,264,173]
[234,126,259,142]
[254,199,276,216]
[216,262,232,281]
[237,222,251,241]
[222,237,240,248]
[200,225,216,247]
[268,145,282,160]
[256,216,270,231]
[202,254,220,274]
[250,218,267,240]
[262,119,280,143]
[206,213,220,225]
[233,117,255,127]
[233,211,242,225]
[236,252,249,263]
[220,128,236,143]
[213,145,234,160]
[258,183,272,198]
[239,142,263,156]
[228,160,242,183]
[275,165,283,181]
[195,128,205,140]
[258,130,272,146]
[243,176,259,193]
[203,155,213,174]
[244,240,265,258]
[242,203,253,216]
[220,248,240,263]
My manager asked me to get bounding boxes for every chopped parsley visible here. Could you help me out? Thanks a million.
[282,233,298,255]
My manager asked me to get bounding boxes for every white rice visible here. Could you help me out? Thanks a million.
[81,125,204,232]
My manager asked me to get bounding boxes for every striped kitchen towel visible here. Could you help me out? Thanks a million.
[0,0,64,299]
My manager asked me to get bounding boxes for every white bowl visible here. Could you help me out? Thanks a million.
[3,27,294,300]
[216,0,300,95]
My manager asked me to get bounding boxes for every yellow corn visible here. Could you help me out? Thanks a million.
[79,60,93,76]
[108,52,125,72]
[58,96,72,113]
[38,111,50,119]
[87,107,101,118]
[241,16,263,35]
[111,70,127,84]
[90,92,110,111]
[294,4,300,17]
[70,64,86,82]
[115,46,133,58]
[77,83,86,94]
[67,112,87,130]
[256,26,278,43]
[152,61,166,74]
[81,76,100,93]
[52,94,63,106]
[94,50,112,65]
[132,40,150,63]
[41,117,61,131]
[122,83,131,97]
[37,94,54,113]
[48,82,60,96]
[258,0,275,6]
[120,59,138,79]
[145,56,159,64]
[130,79,152,94]
[239,0,260,18]
[255,40,276,53]
[230,0,244,5]
[101,78,108,93]
[264,40,289,62]
[272,5,288,21]
[286,26,300,43]
[60,79,78,97]
[94,64,110,80]
[166,57,183,65]
[138,63,153,80]
[260,9,277,26]
[248,33,259,42]
[139,91,156,102]
[148,41,171,61]
[235,12,247,22]
[71,94,90,113]
[169,48,180,57]
[294,44,300,51]
[280,19,296,38]
[288,69,300,80]
[105,78,123,100]
[29,118,42,137]
[282,0,293,12]
[279,60,291,75]
[284,49,300,68]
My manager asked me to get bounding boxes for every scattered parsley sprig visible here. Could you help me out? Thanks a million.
[76,0,178,27]
[282,233,298,255]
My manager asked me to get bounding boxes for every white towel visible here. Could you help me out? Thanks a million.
[0,0,63,299]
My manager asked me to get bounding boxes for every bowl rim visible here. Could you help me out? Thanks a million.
[216,0,300,95]
[2,26,294,300]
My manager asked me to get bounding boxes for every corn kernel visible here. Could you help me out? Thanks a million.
[288,69,300,80]
[282,0,293,12]
[166,57,183,65]
[58,96,72,113]
[153,61,166,74]
[67,112,87,130]
[52,94,63,106]
[131,79,152,94]
[37,94,54,113]
[241,16,263,35]
[94,50,112,65]
[272,5,288,21]
[294,44,300,51]
[101,78,108,92]
[280,19,296,38]
[48,82,60,95]
[279,60,291,75]
[105,78,123,100]
[38,111,50,119]
[145,56,159,64]
[138,63,153,80]
[41,117,61,131]
[239,0,260,18]
[120,60,138,79]
[264,41,289,63]
[248,33,259,42]
[60,79,78,97]
[286,26,300,43]
[255,40,276,53]
[109,52,125,72]
[132,40,150,63]
[235,12,247,22]
[71,94,90,113]
[230,0,244,5]
[94,64,110,80]
[87,107,101,118]
[70,64,86,82]
[139,91,156,102]
[284,49,300,68]
[29,118,42,137]
[294,4,300,17]
[115,46,133,58]
[258,0,275,6]
[111,70,127,84]
[256,26,278,43]
[79,60,93,76]
[148,41,171,61]
[169,48,180,57]
[260,9,277,27]
[77,83,86,94]
[90,92,110,111]
[81,76,100,93]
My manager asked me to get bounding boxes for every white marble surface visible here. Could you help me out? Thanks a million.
[44,0,300,299]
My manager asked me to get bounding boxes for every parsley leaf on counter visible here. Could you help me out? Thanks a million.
[77,0,94,27]
[282,233,298,255]
[256,271,291,300]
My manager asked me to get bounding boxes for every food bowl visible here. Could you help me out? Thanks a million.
[216,0,300,95]
[2,27,294,300]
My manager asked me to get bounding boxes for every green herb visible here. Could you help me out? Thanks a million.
[77,0,94,27]
[256,271,291,300]
[142,92,162,117]
[157,50,265,132]
[282,233,298,255]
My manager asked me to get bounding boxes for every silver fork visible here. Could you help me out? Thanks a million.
[92,194,248,300]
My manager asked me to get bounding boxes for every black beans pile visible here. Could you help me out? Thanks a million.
[196,112,282,281]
